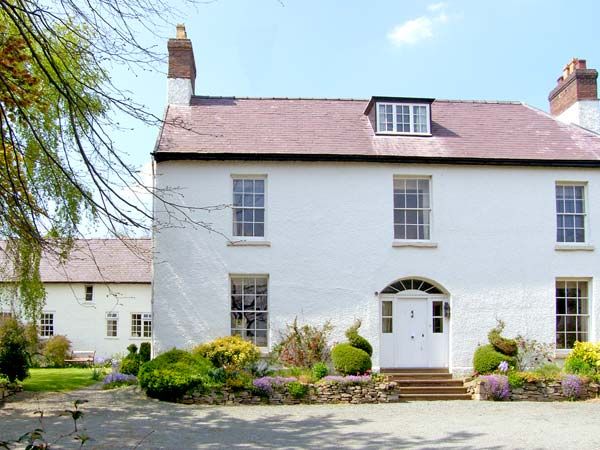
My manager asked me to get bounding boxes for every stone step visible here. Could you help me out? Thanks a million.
[380,368,449,374]
[399,393,472,401]
[399,386,468,395]
[394,379,465,387]
[386,373,453,380]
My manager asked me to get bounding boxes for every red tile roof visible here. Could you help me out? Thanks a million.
[154,97,600,163]
[1,239,151,284]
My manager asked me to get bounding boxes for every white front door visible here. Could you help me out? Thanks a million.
[380,296,449,368]
[396,299,428,367]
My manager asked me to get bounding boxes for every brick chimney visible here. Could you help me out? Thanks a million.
[167,24,196,105]
[548,58,599,133]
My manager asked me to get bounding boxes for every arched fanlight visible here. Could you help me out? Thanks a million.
[380,278,443,294]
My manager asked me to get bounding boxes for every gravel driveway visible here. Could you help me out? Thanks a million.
[1,385,600,449]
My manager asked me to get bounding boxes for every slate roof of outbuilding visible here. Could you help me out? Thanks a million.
[0,239,152,284]
[154,97,600,163]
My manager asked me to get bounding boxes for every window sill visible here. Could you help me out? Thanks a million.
[104,337,119,340]
[555,350,571,359]
[228,240,271,247]
[555,244,595,251]
[392,240,438,248]
[129,337,151,340]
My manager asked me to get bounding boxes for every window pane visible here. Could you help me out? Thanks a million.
[243,295,255,309]
[243,179,254,192]
[567,298,577,314]
[254,223,264,237]
[256,312,268,329]
[231,312,243,329]
[243,209,254,222]
[382,301,392,317]
[394,225,405,239]
[406,225,418,239]
[243,194,254,207]
[243,223,253,236]
[432,301,443,317]
[556,332,565,349]
[556,298,566,315]
[231,295,243,310]
[382,317,392,333]
[233,180,243,193]
[578,297,589,315]
[433,317,443,333]
[255,180,265,193]
[255,330,268,347]
[255,209,264,222]
[233,194,243,206]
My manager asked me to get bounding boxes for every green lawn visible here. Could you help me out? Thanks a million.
[22,368,102,392]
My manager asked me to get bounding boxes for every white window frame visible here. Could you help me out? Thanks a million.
[393,176,432,242]
[84,285,94,302]
[229,274,269,347]
[231,174,267,240]
[106,312,118,338]
[376,102,431,135]
[131,312,152,338]
[39,312,54,338]
[555,278,591,351]
[555,182,588,245]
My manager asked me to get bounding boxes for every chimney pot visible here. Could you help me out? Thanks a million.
[176,24,187,39]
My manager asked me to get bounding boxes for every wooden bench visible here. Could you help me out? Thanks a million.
[65,350,96,366]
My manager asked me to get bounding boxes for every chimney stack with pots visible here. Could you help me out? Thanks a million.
[548,58,599,134]
[167,24,196,105]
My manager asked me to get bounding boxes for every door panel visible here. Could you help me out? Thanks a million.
[396,299,428,367]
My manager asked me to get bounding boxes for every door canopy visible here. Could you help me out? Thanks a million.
[380,278,444,295]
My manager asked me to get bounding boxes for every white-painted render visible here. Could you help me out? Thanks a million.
[557,99,600,134]
[2,283,152,359]
[167,78,194,105]
[153,160,600,375]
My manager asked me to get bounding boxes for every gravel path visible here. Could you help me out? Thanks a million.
[1,386,600,449]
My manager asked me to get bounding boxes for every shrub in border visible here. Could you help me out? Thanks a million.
[0,317,30,382]
[473,344,514,374]
[42,335,71,368]
[193,336,260,371]
[345,319,373,357]
[331,343,371,375]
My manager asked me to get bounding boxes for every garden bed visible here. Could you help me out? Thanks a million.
[466,378,600,401]
[181,379,402,405]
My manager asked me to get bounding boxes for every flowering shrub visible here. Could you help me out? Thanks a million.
[252,376,296,395]
[514,336,554,371]
[561,374,584,400]
[193,336,260,371]
[480,375,510,401]
[565,341,600,376]
[102,372,137,389]
[273,318,333,368]
[320,375,371,384]
[498,361,509,373]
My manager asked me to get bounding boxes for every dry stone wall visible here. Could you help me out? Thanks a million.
[466,378,599,401]
[181,381,402,405]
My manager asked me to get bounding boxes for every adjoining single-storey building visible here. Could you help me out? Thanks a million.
[152,25,600,375]
[1,239,152,359]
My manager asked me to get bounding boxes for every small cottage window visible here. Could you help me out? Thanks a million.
[85,285,94,301]
[377,103,430,134]
[394,177,431,240]
[230,276,268,346]
[556,183,586,243]
[40,313,54,337]
[556,280,589,349]
[131,313,152,338]
[106,312,118,337]
[232,177,266,238]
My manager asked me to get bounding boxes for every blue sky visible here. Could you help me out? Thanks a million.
[113,0,600,171]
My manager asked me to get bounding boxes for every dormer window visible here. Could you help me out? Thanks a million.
[376,102,431,135]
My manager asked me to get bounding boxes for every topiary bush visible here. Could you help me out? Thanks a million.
[345,319,373,357]
[138,349,213,401]
[312,362,329,380]
[487,320,517,356]
[473,344,513,374]
[120,344,142,376]
[139,342,151,363]
[193,335,260,371]
[0,317,30,382]
[331,343,371,375]
[565,341,600,376]
[42,335,71,368]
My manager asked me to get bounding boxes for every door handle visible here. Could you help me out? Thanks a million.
[422,334,425,338]
[411,335,414,339]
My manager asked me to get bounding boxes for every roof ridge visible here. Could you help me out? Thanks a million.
[192,95,523,105]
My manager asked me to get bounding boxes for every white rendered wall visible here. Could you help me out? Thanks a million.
[557,100,600,134]
[153,161,600,374]
[167,78,193,105]
[38,283,151,359]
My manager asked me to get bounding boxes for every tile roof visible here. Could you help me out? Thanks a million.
[0,239,151,284]
[154,97,600,163]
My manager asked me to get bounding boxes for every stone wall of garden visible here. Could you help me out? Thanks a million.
[466,378,599,401]
[181,380,402,405]
[0,383,22,402]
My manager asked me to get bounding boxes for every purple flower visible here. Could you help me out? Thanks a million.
[103,372,137,384]
[321,375,371,384]
[252,376,297,394]
[480,375,510,401]
[498,361,509,373]
[561,375,583,400]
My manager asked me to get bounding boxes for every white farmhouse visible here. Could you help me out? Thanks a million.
[1,239,152,359]
[153,26,600,376]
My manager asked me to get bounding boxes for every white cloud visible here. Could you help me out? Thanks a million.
[387,3,456,47]
[427,2,447,12]
[387,17,434,46]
